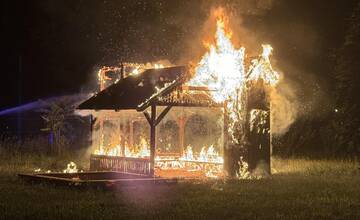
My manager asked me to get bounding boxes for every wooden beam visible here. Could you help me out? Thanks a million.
[177,115,186,155]
[155,101,223,108]
[180,85,217,91]
[155,106,172,126]
[143,111,151,125]
[149,105,156,176]
[129,120,134,148]
[136,78,183,111]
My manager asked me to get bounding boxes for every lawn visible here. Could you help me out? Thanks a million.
[0,152,359,219]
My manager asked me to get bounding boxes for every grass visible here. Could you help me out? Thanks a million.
[0,152,359,220]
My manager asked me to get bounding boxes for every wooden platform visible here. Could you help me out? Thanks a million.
[18,171,177,188]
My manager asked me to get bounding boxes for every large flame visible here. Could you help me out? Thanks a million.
[188,18,246,103]
[188,12,279,145]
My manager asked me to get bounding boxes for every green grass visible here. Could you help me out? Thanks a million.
[0,153,359,219]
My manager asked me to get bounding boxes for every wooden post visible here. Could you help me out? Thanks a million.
[150,105,156,176]
[129,120,134,148]
[99,117,104,152]
[179,118,185,154]
[177,115,186,154]
[143,105,171,176]
[246,80,271,174]
[223,100,230,176]
[90,115,94,148]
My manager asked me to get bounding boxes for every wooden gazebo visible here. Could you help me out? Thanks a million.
[78,65,272,177]
[78,66,226,176]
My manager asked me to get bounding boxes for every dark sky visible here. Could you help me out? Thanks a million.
[1,0,358,111]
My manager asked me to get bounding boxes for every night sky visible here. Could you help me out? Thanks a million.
[1,0,357,111]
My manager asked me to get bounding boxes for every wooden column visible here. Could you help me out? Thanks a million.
[119,120,126,156]
[149,105,156,176]
[177,116,186,154]
[246,80,271,174]
[179,118,185,154]
[223,100,230,176]
[99,117,104,152]
[90,115,95,148]
[144,105,172,176]
[129,119,134,148]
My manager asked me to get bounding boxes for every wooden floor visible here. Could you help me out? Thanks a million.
[155,168,223,179]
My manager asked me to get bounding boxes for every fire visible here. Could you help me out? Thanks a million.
[180,145,223,164]
[188,12,279,145]
[63,161,78,173]
[91,10,280,179]
[131,67,140,75]
[94,137,150,158]
[181,145,194,161]
[247,44,280,86]
[188,17,246,103]
[154,63,164,69]
[189,13,279,100]
[129,62,166,76]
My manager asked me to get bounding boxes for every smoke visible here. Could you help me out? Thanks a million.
[269,77,299,135]
[175,0,278,64]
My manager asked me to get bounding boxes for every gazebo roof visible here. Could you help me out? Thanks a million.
[77,66,222,111]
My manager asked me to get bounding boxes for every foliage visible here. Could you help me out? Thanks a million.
[274,2,360,158]
[40,98,82,155]
[330,0,360,156]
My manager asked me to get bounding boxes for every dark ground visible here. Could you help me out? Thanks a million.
[0,153,359,219]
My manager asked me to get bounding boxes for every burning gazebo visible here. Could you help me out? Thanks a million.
[77,14,279,179]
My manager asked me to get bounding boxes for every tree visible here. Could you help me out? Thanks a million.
[331,1,360,156]
[40,98,78,155]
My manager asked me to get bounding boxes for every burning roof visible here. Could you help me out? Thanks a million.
[78,65,222,111]
[78,66,186,110]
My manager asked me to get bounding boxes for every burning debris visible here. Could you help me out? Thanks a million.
[63,161,78,173]
[78,9,281,179]
[33,161,81,174]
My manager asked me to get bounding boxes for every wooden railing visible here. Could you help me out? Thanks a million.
[90,154,151,176]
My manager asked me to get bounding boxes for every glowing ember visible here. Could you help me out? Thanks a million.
[154,64,165,69]
[63,161,78,173]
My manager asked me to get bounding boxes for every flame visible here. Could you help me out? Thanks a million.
[188,16,246,103]
[91,11,280,179]
[189,16,279,97]
[129,63,166,76]
[154,63,164,69]
[94,137,150,158]
[137,137,151,157]
[188,13,279,145]
[179,145,224,177]
[63,161,78,173]
[247,44,280,86]
[181,145,194,160]
[180,145,223,163]
[131,67,140,75]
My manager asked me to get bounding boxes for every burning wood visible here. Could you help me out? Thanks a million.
[82,9,281,179]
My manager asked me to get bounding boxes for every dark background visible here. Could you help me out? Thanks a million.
[1,0,359,156]
[1,0,356,109]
